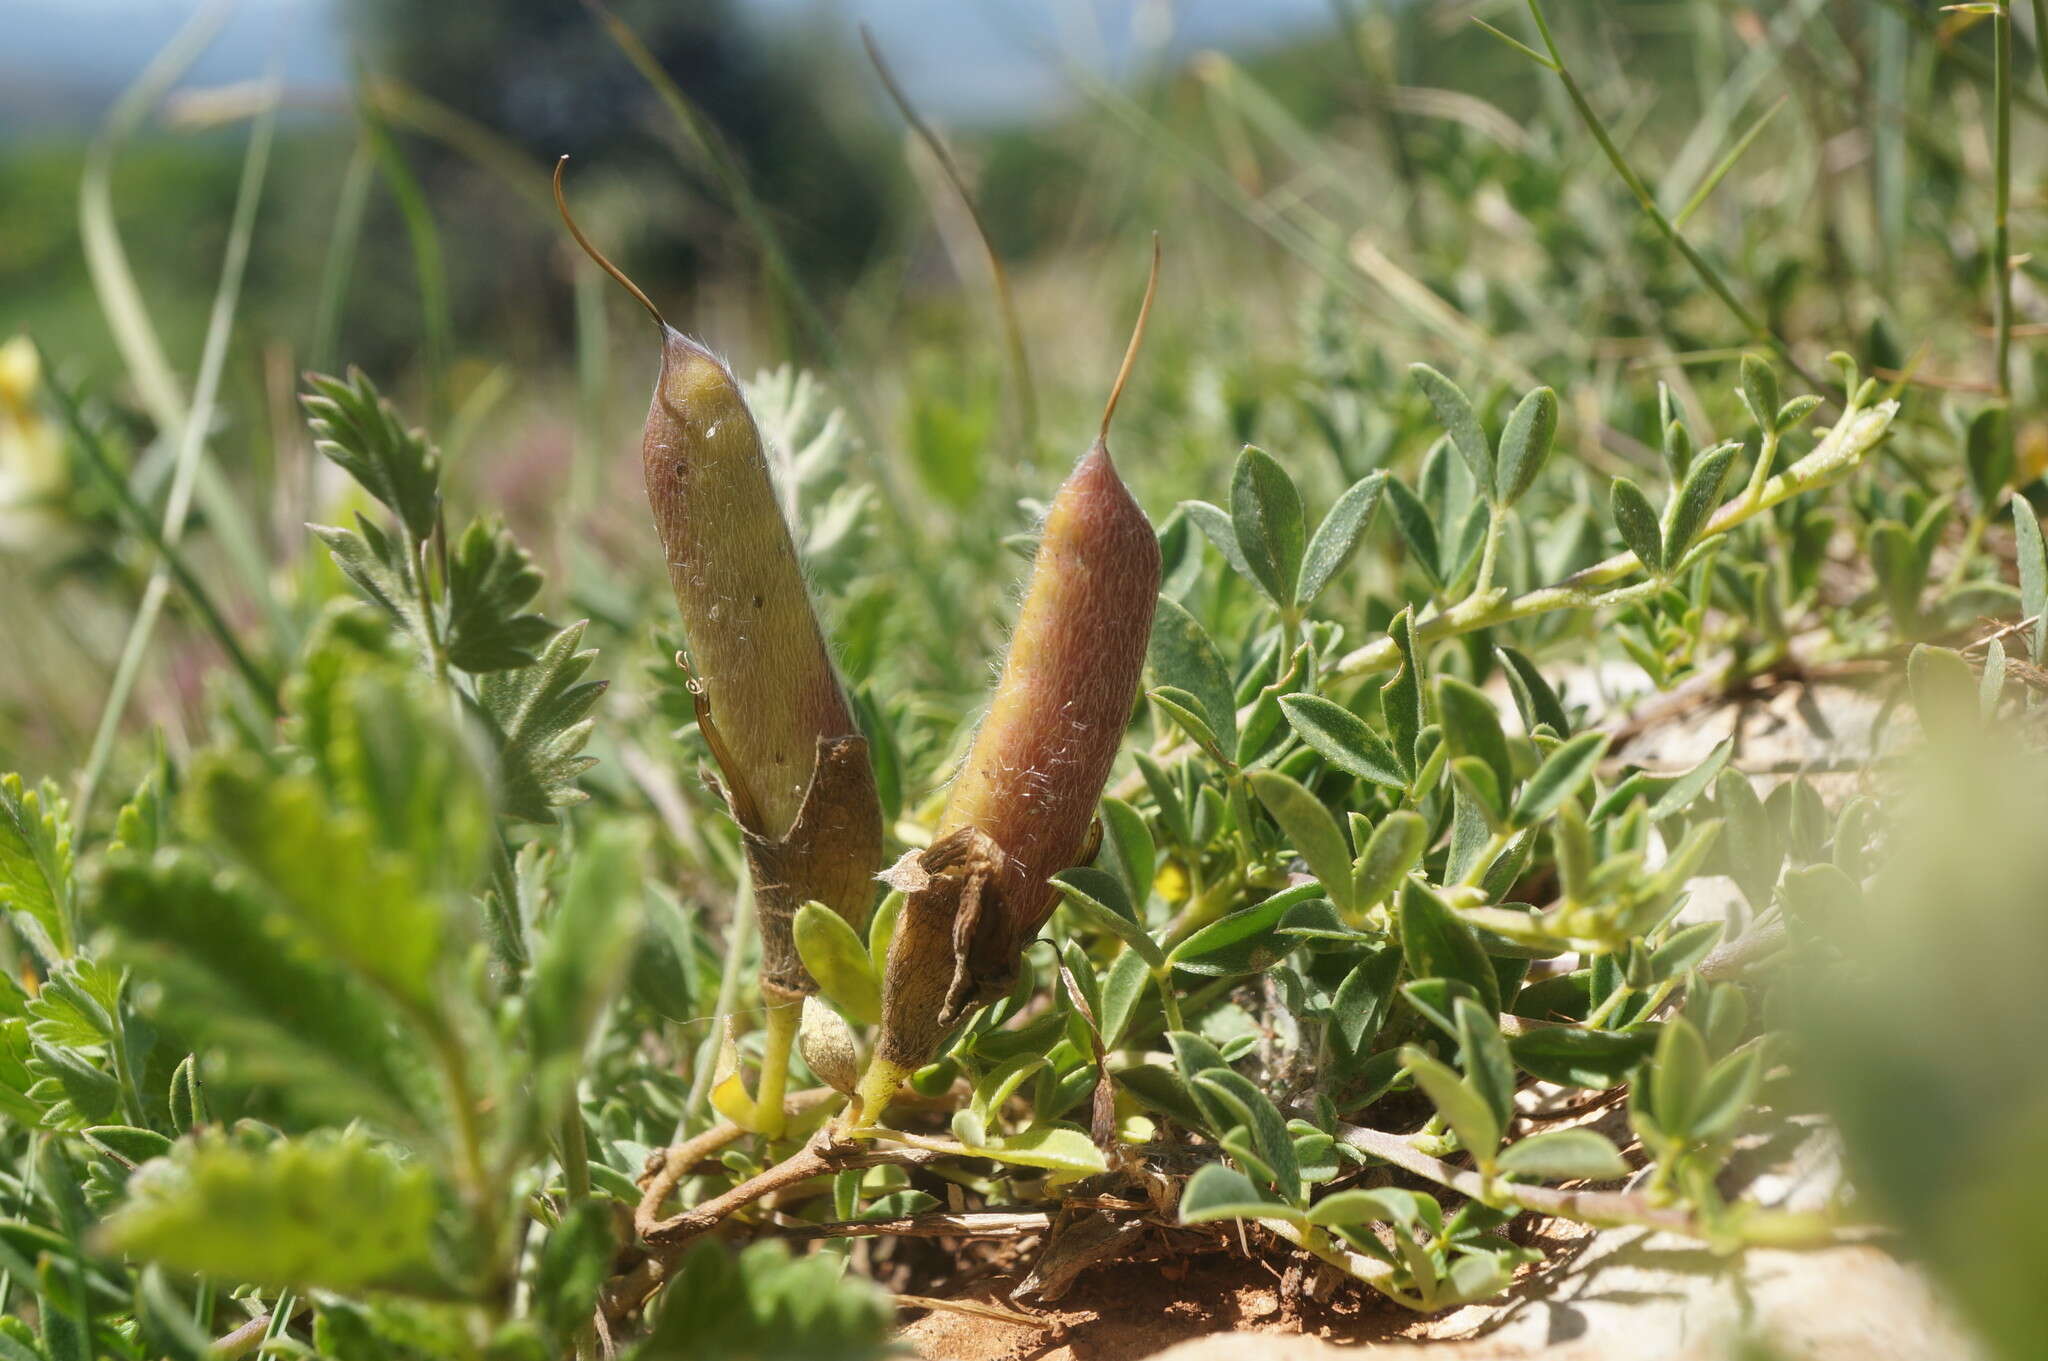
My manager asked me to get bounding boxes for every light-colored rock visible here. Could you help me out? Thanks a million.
[1139,1238,1977,1361]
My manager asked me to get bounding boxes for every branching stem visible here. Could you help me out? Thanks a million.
[1330,400,1896,680]
[1515,0,1821,391]
[1332,1122,1837,1246]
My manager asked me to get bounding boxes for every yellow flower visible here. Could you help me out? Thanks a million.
[0,336,70,553]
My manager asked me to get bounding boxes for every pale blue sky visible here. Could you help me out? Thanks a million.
[4,0,1336,131]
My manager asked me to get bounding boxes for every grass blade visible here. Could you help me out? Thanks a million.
[1672,96,1787,230]
[78,82,280,819]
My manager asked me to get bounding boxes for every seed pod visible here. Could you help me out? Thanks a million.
[867,246,1163,1106]
[556,161,881,1002]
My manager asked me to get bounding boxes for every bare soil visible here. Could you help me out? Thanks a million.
[897,1247,1424,1361]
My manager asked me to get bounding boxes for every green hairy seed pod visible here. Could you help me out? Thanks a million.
[557,161,881,1003]
[865,247,1163,1113]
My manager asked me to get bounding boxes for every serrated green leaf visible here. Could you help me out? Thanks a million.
[23,957,118,1048]
[0,774,74,960]
[441,518,553,673]
[303,667,496,884]
[1494,386,1558,506]
[303,369,441,541]
[1297,472,1387,606]
[110,767,169,860]
[101,1136,439,1291]
[529,822,645,1120]
[1230,446,1308,606]
[0,1021,44,1127]
[473,621,607,823]
[1147,596,1238,754]
[29,1040,117,1125]
[0,1319,44,1361]
[1609,477,1663,571]
[186,756,450,1006]
[100,852,433,1130]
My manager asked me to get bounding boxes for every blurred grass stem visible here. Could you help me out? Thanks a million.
[1993,4,2014,405]
[862,27,1038,451]
[77,83,277,821]
[1493,1,1822,392]
[37,346,278,716]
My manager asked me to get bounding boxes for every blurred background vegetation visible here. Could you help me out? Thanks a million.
[2,0,2043,787]
[5,7,2048,1356]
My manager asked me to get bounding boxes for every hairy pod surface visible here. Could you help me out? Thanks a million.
[940,438,1160,939]
[876,437,1160,1072]
[643,330,851,836]
[642,328,883,997]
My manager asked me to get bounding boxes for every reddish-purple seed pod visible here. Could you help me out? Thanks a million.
[864,245,1163,1112]
[934,436,1160,957]
[557,160,881,1004]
